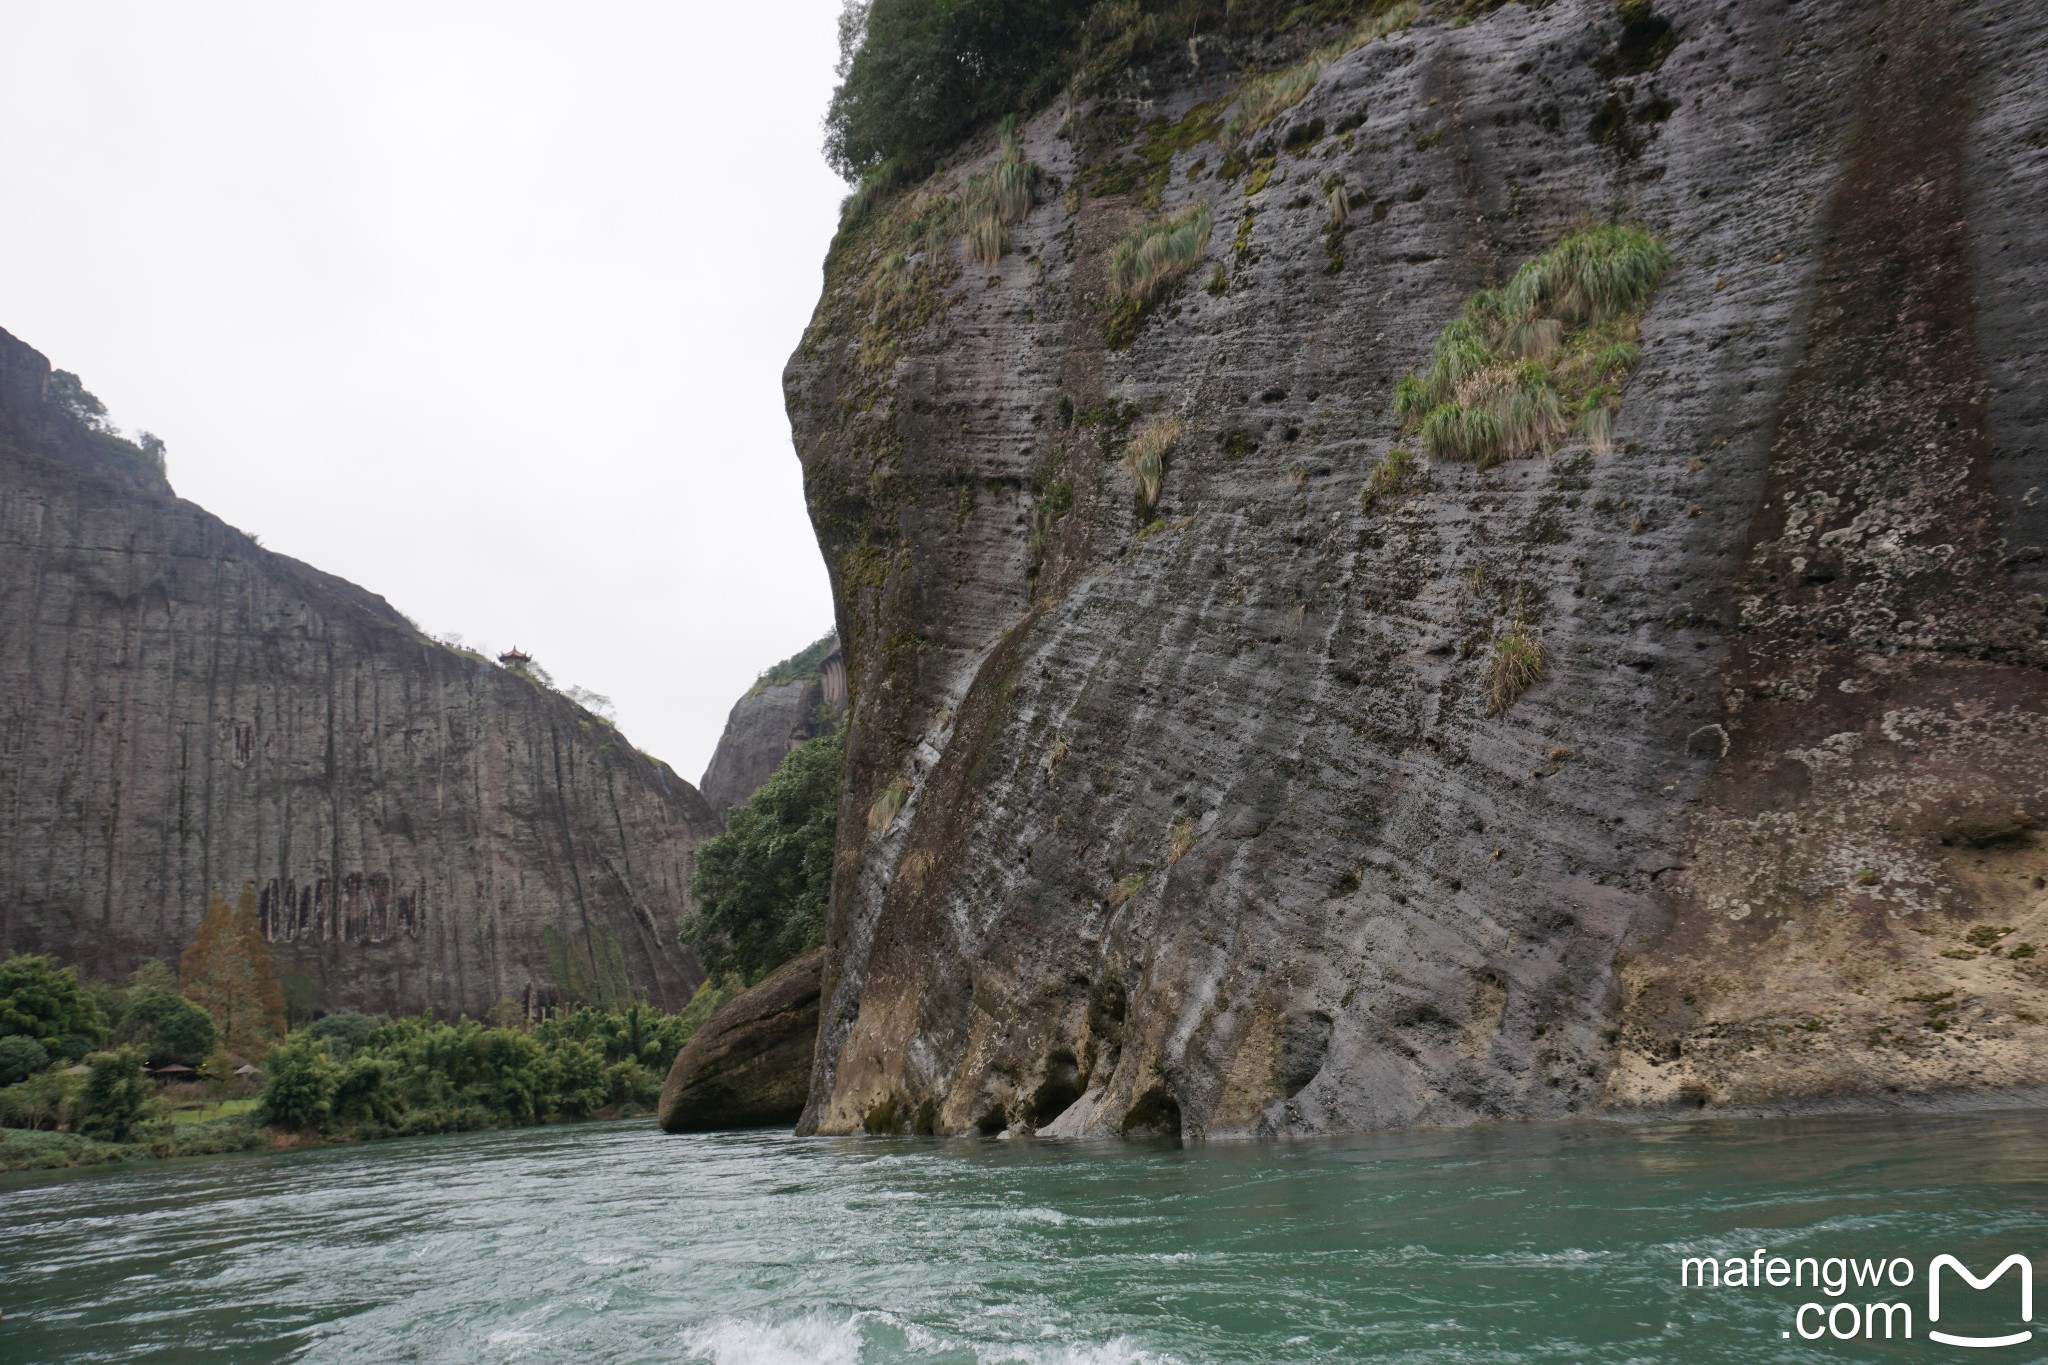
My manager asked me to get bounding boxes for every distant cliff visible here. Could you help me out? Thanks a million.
[0,326,718,1017]
[699,633,846,817]
[787,0,2048,1137]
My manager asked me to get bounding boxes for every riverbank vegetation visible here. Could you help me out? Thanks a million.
[0,920,738,1171]
[252,999,728,1139]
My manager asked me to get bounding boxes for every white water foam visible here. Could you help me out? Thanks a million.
[976,1337,1187,1365]
[679,1311,1184,1365]
[679,1311,870,1365]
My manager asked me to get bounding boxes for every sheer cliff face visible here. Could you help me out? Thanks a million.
[699,649,846,817]
[0,328,716,1017]
[785,0,2048,1138]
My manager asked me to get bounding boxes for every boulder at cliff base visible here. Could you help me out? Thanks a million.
[658,950,823,1132]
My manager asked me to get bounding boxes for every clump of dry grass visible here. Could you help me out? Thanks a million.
[867,779,910,833]
[899,848,935,890]
[1167,818,1199,864]
[1124,415,1185,516]
[1487,627,1545,715]
[1108,870,1149,908]
[1228,62,1325,144]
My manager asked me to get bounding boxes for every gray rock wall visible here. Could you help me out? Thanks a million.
[785,0,2048,1137]
[0,325,716,1018]
[698,651,843,818]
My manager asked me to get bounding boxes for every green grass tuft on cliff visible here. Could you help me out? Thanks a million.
[1104,205,1213,349]
[1395,225,1671,468]
[1223,1,1419,145]
[960,124,1039,267]
[1487,625,1545,715]
[1124,415,1185,516]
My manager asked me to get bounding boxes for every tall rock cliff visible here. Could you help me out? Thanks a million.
[786,0,2048,1137]
[0,326,717,1018]
[699,634,847,818]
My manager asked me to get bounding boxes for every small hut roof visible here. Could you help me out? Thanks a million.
[234,1063,261,1075]
[151,1063,197,1074]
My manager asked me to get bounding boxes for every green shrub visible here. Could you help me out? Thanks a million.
[0,1067,78,1131]
[0,1035,49,1087]
[604,1059,662,1109]
[258,1035,340,1131]
[305,1011,382,1061]
[119,989,217,1066]
[78,1047,154,1142]
[545,1038,609,1119]
[330,1056,400,1129]
[0,953,108,1061]
[198,1048,237,1099]
[685,725,844,982]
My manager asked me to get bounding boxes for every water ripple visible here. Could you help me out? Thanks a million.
[0,1111,2042,1362]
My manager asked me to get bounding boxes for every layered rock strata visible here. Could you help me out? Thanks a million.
[784,0,2048,1138]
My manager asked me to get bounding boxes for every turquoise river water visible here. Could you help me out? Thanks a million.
[1,1110,2043,1362]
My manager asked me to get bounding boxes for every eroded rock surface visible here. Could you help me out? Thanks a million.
[785,0,2048,1138]
[658,949,824,1132]
[0,326,718,1017]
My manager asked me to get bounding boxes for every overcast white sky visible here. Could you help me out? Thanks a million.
[0,1,848,783]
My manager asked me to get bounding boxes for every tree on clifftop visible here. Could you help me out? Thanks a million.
[180,886,286,1057]
[825,0,1090,179]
